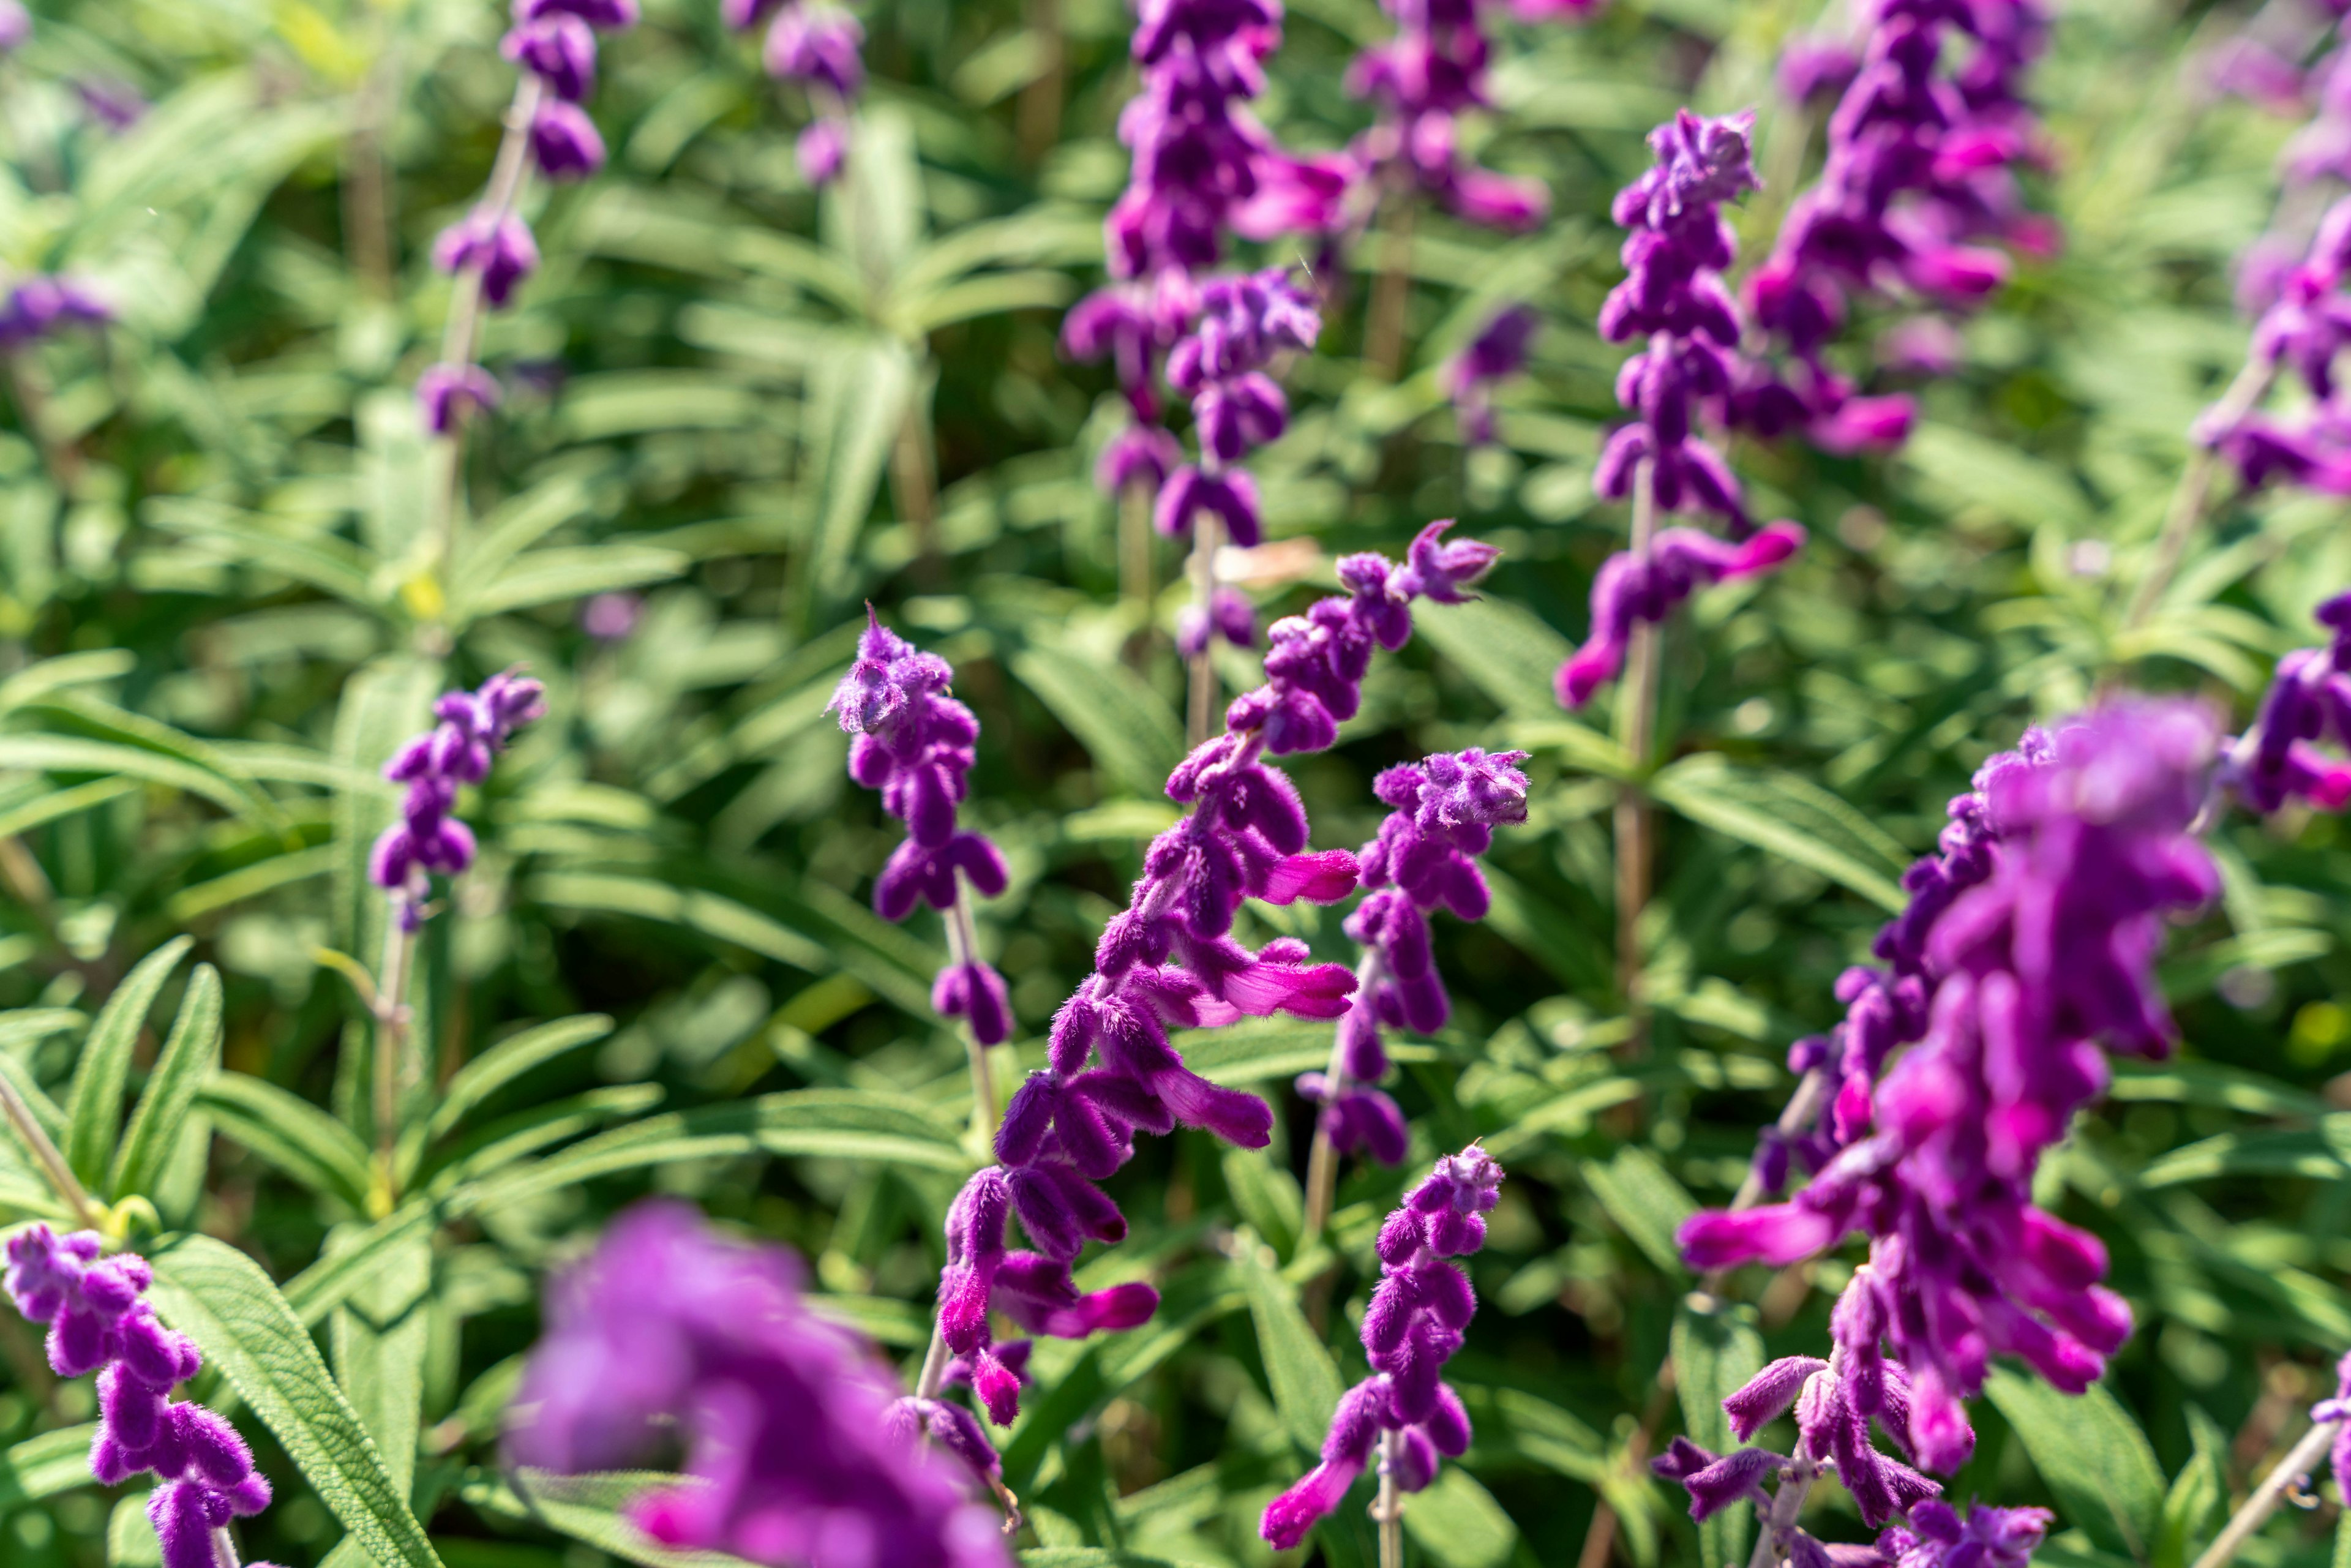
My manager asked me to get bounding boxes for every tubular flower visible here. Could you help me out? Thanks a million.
[4,1228,285,1568]
[1261,1147,1501,1547]
[1064,0,1348,500]
[1442,304,1539,445]
[1743,0,2053,448]
[828,612,1014,1045]
[508,1201,1010,1568]
[1300,750,1529,1166]
[1679,701,2222,1474]
[369,671,545,932]
[2207,197,2351,493]
[941,523,1500,1428]
[1346,0,1589,230]
[727,1,865,187]
[0,276,111,346]
[1559,108,1806,710]
[2216,590,2351,813]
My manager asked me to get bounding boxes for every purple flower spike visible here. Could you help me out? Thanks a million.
[1558,522,1805,708]
[509,1202,1012,1568]
[369,670,544,929]
[503,16,598,101]
[6,1228,272,1559]
[1262,1147,1499,1547]
[830,613,1014,1046]
[1444,305,1539,445]
[1678,701,2223,1475]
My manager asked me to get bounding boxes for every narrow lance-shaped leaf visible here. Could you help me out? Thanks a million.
[65,937,193,1188]
[109,963,223,1200]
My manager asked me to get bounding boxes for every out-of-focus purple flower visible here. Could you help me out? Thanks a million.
[2208,196,2351,490]
[509,1202,1011,1568]
[1444,304,1539,445]
[503,15,598,101]
[1302,751,1527,1163]
[830,613,1013,1044]
[1879,316,1963,376]
[1679,702,2222,1474]
[1097,422,1185,496]
[751,2,865,188]
[1882,1501,2053,1568]
[2316,1349,2351,1506]
[75,78,145,130]
[581,591,642,642]
[370,671,545,930]
[519,0,639,27]
[942,524,1499,1428]
[798,119,849,186]
[0,277,113,348]
[1177,586,1258,658]
[1155,267,1321,554]
[433,209,540,308]
[1780,37,1860,106]
[1557,522,1805,708]
[417,364,502,435]
[2217,590,2351,814]
[0,1,30,52]
[2208,36,2309,111]
[5,1228,282,1568]
[530,100,607,180]
[1261,1147,1500,1547]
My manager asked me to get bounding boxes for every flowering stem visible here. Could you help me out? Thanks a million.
[1723,1068,1828,1217]
[212,1525,244,1568]
[1614,458,1662,1039]
[943,879,998,1144]
[2187,1412,2344,1568]
[1185,509,1226,749]
[1302,947,1386,1243]
[428,73,542,572]
[372,915,417,1184]
[1374,1428,1405,1568]
[1747,1457,1817,1568]
[2119,356,2273,637]
[1120,479,1154,666]
[0,1061,100,1228]
[1016,0,1064,162]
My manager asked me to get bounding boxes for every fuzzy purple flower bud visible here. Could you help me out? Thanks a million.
[503,15,598,100]
[1444,305,1539,445]
[417,364,502,434]
[529,100,607,180]
[433,209,539,307]
[369,670,544,928]
[0,276,113,347]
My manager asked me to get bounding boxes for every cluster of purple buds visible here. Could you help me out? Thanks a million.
[725,0,865,186]
[1301,751,1528,1166]
[2206,197,2351,493]
[421,0,635,432]
[6,1228,283,1568]
[934,523,1499,1430]
[1261,1147,1501,1548]
[2216,590,2351,812]
[369,670,546,932]
[509,1202,1010,1568]
[1555,522,1804,709]
[1743,0,2052,449]
[0,276,112,348]
[2222,5,2351,312]
[1346,0,1598,231]
[828,612,1014,1045]
[1681,702,2222,1476]
[1442,304,1539,446]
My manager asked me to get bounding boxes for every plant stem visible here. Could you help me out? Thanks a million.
[345,42,400,296]
[1374,1429,1404,1568]
[1016,0,1065,163]
[1614,459,1662,1043]
[212,1525,243,1568]
[1747,1458,1817,1568]
[892,400,942,582]
[2188,1412,2344,1568]
[1120,478,1154,666]
[1302,948,1386,1243]
[1185,509,1226,749]
[943,879,998,1145]
[1723,1070,1828,1218]
[2119,357,2273,637]
[372,916,416,1181]
[0,1064,99,1227]
[427,73,542,574]
[1365,198,1416,383]
[7,350,83,494]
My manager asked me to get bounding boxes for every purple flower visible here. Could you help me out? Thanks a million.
[830,613,1014,1044]
[1177,585,1258,658]
[433,209,540,308]
[417,364,502,435]
[530,100,607,181]
[1261,1147,1500,1548]
[1153,267,1322,546]
[503,15,598,101]
[516,0,639,28]
[370,671,545,929]
[764,2,865,96]
[0,1,29,51]
[2209,196,2351,491]
[1443,305,1539,445]
[1556,522,1805,708]
[5,1228,279,1568]
[1881,1501,2053,1568]
[1680,701,2222,1473]
[509,1202,1010,1568]
[2217,591,2351,814]
[939,525,1499,1427]
[0,276,113,347]
[798,119,849,186]
[581,591,642,641]
[75,78,145,131]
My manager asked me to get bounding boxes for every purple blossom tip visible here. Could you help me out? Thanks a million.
[530,100,608,181]
[418,364,501,434]
[369,672,543,914]
[433,209,539,308]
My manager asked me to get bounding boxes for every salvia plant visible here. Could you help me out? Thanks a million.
[7,2,2351,1568]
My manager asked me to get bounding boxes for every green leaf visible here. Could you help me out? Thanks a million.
[25,693,294,839]
[421,1086,664,1188]
[2139,1121,2351,1188]
[1651,757,1908,912]
[1583,1147,1696,1276]
[197,1071,375,1212]
[1984,1366,2163,1561]
[1240,1243,1344,1455]
[0,650,136,713]
[465,1472,768,1568]
[424,1014,615,1144]
[0,1423,101,1514]
[1223,1146,1303,1260]
[2153,1405,2227,1568]
[1411,595,1577,721]
[1010,645,1184,797]
[108,1491,162,1566]
[0,777,140,840]
[65,937,194,1187]
[283,1202,439,1328]
[1672,1299,1764,1568]
[1402,1468,1519,1568]
[457,546,688,621]
[331,1226,432,1500]
[145,498,380,604]
[146,1234,445,1568]
[0,737,273,827]
[109,962,222,1200]
[798,337,915,625]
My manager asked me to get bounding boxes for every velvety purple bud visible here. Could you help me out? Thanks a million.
[1678,1203,1842,1270]
[49,1309,110,1378]
[1388,1424,1440,1492]
[418,364,501,433]
[1154,465,1262,547]
[502,15,597,100]
[226,1471,272,1515]
[1395,520,1501,604]
[1682,1446,1780,1521]
[150,1481,216,1568]
[933,961,1012,1046]
[1261,1456,1367,1548]
[433,210,538,307]
[1096,423,1182,496]
[1152,1068,1273,1147]
[1413,1258,1475,1325]
[174,1403,256,1488]
[530,100,607,181]
[515,0,638,27]
[765,2,864,94]
[798,120,850,187]
[1725,1356,1827,1441]
[996,1075,1057,1167]
[100,1363,167,1448]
